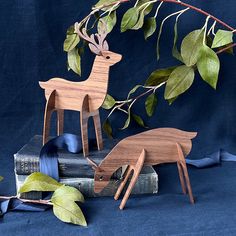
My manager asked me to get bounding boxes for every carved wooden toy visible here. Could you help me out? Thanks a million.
[92,128,197,210]
[39,22,122,157]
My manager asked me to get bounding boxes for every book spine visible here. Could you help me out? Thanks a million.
[15,167,158,199]
[14,154,121,179]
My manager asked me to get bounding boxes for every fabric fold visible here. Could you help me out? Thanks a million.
[186,149,236,168]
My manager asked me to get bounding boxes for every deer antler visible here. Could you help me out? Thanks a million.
[86,157,103,172]
[74,21,109,55]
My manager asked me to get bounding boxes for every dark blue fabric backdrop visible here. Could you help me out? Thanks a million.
[1,0,236,235]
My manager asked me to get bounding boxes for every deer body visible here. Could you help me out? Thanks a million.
[39,21,122,157]
[39,50,122,157]
[39,54,117,112]
[93,128,197,210]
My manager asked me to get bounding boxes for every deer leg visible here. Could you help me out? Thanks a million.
[114,166,133,201]
[119,149,146,210]
[177,162,187,195]
[57,109,64,136]
[80,95,90,157]
[176,143,194,204]
[93,110,103,151]
[181,162,194,204]
[43,90,56,145]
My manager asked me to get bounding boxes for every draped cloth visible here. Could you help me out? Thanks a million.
[2,134,236,216]
[186,149,236,168]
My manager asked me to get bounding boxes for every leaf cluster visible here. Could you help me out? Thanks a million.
[19,172,87,226]
[64,0,235,137]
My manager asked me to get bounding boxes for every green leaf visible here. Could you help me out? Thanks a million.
[94,0,117,10]
[197,45,220,89]
[168,96,178,105]
[181,29,205,66]
[127,85,142,99]
[68,48,81,76]
[52,185,84,203]
[63,26,80,52]
[98,11,117,34]
[121,110,131,130]
[132,10,145,30]
[212,29,233,48]
[206,35,213,48]
[120,8,139,32]
[52,199,87,226]
[132,114,147,128]
[19,172,62,193]
[102,119,113,138]
[172,16,183,62]
[143,17,156,40]
[156,18,165,60]
[145,66,177,86]
[219,43,234,55]
[132,1,153,31]
[102,94,116,109]
[145,93,157,117]
[0,176,3,182]
[164,65,195,100]
[136,0,153,15]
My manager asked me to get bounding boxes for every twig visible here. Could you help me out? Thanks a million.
[159,0,235,32]
[0,196,53,205]
[217,43,236,54]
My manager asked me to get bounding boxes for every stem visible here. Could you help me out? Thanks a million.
[159,0,235,32]
[108,82,167,118]
[0,196,53,205]
[20,199,53,205]
[217,43,236,54]
[154,1,163,18]
[0,196,16,200]
[89,0,235,33]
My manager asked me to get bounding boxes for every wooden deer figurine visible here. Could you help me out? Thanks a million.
[92,128,197,210]
[39,22,122,157]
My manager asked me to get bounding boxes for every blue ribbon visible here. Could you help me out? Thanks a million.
[0,198,49,216]
[186,149,236,168]
[39,133,84,180]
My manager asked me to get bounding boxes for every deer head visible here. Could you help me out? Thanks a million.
[94,166,112,193]
[74,21,122,65]
[86,156,111,193]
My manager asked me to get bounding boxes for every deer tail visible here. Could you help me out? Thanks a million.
[186,132,198,140]
[39,81,49,89]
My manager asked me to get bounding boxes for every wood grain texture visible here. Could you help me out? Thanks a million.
[39,51,122,156]
[94,128,197,209]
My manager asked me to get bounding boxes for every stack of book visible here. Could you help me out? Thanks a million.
[14,135,158,199]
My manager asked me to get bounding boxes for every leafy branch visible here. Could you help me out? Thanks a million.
[64,0,236,137]
[0,173,87,226]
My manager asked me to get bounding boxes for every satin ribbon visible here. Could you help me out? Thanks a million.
[0,198,49,216]
[39,133,85,180]
[186,149,236,168]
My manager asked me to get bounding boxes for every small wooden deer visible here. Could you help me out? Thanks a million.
[39,22,122,157]
[92,128,197,210]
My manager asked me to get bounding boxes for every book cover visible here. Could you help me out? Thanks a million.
[14,135,121,178]
[15,166,158,199]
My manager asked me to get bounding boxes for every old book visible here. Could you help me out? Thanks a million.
[15,166,158,199]
[14,135,121,178]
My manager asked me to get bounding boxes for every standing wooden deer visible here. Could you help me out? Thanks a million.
[91,128,197,210]
[39,22,122,157]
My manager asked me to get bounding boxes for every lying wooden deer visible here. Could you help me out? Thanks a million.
[39,22,122,157]
[91,128,197,210]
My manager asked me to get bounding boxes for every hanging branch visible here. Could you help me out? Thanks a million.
[64,0,236,136]
[160,0,235,31]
